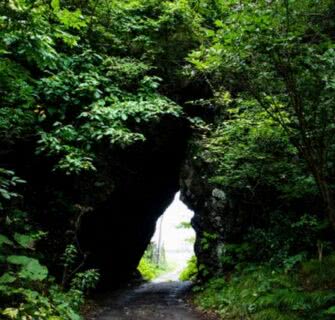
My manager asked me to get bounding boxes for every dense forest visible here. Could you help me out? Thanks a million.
[1,0,335,319]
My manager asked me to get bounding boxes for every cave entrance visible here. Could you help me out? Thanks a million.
[139,191,195,281]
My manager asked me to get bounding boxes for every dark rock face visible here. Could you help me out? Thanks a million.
[180,157,228,277]
[179,146,324,279]
[79,116,190,284]
[5,115,190,286]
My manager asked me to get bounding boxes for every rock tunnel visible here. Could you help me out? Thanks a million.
[14,117,184,287]
[1,113,192,287]
[4,103,261,287]
[4,103,228,289]
[5,103,217,287]
[76,115,191,285]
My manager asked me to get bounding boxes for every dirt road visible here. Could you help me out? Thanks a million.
[86,278,209,320]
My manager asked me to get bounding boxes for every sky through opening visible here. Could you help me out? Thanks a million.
[151,191,195,277]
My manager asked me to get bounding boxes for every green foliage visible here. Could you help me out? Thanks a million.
[199,103,316,200]
[0,169,25,206]
[1,0,186,176]
[219,243,253,269]
[189,0,335,228]
[0,0,196,316]
[6,255,48,281]
[70,269,100,293]
[189,95,331,276]
[246,213,329,267]
[176,221,192,229]
[0,168,98,319]
[0,59,34,109]
[301,255,335,290]
[35,51,182,174]
[2,0,335,317]
[200,232,218,251]
[137,257,162,281]
[137,242,170,280]
[179,256,198,281]
[87,0,202,72]
[194,256,335,320]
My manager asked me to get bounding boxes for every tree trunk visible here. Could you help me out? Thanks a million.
[320,181,335,230]
[311,166,335,230]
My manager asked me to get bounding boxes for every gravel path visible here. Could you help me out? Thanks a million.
[85,276,209,320]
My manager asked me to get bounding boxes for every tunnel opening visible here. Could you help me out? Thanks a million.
[73,115,193,288]
[137,191,195,282]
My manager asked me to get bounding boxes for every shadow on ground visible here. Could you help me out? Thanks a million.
[85,276,212,320]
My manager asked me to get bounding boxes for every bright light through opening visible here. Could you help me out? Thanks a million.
[151,191,195,281]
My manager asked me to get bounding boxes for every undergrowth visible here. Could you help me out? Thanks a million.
[137,243,169,281]
[179,256,198,281]
[137,257,167,281]
[193,255,335,320]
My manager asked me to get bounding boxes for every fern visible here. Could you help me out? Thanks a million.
[253,308,300,320]
[194,258,335,320]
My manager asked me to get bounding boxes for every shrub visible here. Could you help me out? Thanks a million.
[179,256,198,281]
[137,257,163,281]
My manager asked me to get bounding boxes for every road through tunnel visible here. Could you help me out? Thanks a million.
[142,191,196,281]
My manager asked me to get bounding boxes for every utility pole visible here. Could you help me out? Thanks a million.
[156,215,164,266]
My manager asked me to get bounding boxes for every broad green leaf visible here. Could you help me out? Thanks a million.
[326,306,335,314]
[0,285,10,293]
[0,273,16,284]
[14,233,35,249]
[7,255,48,281]
[7,255,32,265]
[19,260,48,281]
[1,308,19,319]
[0,234,13,247]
